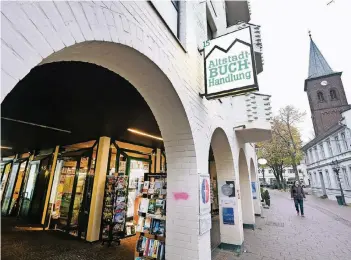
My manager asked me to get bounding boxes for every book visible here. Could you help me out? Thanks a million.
[155,199,164,215]
[154,180,162,195]
[148,239,154,257]
[143,238,150,257]
[136,216,145,232]
[139,198,149,213]
[136,235,144,252]
[148,199,156,214]
[141,236,147,251]
[158,242,165,260]
[152,219,165,237]
[142,181,149,193]
[144,217,152,233]
[148,181,155,194]
[152,240,159,258]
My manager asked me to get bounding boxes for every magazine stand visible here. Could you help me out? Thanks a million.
[134,173,167,260]
[101,175,129,246]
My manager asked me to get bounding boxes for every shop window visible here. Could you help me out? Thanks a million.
[330,89,338,100]
[325,170,331,188]
[151,0,180,39]
[317,91,325,102]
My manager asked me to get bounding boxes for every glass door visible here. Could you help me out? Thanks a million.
[1,162,12,204]
[68,156,88,236]
[55,159,78,230]
[18,161,40,218]
[9,160,28,216]
[1,162,20,215]
[26,157,52,223]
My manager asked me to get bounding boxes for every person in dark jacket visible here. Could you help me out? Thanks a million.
[291,180,306,217]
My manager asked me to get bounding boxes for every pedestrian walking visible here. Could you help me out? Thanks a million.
[290,180,306,217]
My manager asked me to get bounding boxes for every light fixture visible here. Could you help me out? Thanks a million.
[0,146,12,150]
[127,128,163,141]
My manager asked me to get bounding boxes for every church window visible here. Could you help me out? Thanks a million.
[330,89,338,100]
[317,91,325,102]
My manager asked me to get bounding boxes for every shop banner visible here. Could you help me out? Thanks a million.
[219,180,236,206]
[222,207,235,225]
[199,174,211,216]
[251,182,257,199]
[202,27,258,99]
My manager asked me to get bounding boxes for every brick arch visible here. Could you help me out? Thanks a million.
[1,2,203,259]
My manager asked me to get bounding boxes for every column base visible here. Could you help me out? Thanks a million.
[218,242,243,254]
[243,223,255,230]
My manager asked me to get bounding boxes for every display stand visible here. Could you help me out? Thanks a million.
[134,173,167,260]
[101,175,129,246]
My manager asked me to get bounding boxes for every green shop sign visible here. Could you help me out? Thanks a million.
[202,27,258,99]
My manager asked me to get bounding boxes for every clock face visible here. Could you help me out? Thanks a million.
[321,80,328,86]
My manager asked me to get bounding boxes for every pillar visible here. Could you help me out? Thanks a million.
[254,182,262,216]
[41,146,59,224]
[86,136,111,242]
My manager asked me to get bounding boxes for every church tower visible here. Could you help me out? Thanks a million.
[304,33,350,137]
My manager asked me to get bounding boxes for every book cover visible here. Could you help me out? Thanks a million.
[148,199,156,214]
[148,239,154,257]
[152,240,159,258]
[154,180,162,195]
[155,199,164,215]
[136,216,145,232]
[142,236,147,251]
[144,217,152,233]
[148,181,155,195]
[151,219,160,235]
[142,181,149,193]
[143,238,150,257]
[157,220,165,237]
[139,198,149,213]
[136,235,144,252]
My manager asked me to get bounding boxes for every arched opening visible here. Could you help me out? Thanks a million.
[238,149,255,228]
[317,91,325,102]
[1,42,197,259]
[209,128,243,250]
[330,89,338,100]
[249,158,261,216]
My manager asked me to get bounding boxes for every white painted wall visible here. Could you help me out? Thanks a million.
[1,1,267,259]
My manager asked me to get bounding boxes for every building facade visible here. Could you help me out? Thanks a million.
[1,1,271,259]
[302,35,351,203]
[258,162,309,187]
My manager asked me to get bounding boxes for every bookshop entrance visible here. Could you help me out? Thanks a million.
[50,143,98,239]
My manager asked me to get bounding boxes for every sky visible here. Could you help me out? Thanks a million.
[249,0,351,143]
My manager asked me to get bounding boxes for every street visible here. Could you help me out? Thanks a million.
[213,189,351,260]
[2,190,351,260]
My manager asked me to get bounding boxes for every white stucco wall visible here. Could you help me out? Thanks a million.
[1,1,268,259]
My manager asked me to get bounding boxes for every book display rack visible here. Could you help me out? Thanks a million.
[134,173,167,260]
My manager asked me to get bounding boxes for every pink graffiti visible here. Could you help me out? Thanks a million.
[173,192,189,200]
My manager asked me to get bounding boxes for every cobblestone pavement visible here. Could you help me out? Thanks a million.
[212,189,351,260]
[2,190,351,260]
[1,218,136,260]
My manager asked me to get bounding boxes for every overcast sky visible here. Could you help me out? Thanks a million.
[249,0,351,143]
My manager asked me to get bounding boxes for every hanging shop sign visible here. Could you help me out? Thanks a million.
[251,182,257,199]
[201,27,258,100]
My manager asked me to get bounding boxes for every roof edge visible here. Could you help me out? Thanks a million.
[302,124,344,151]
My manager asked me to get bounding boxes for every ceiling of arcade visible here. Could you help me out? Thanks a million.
[1,61,163,157]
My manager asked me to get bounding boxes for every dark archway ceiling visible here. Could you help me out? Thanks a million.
[1,62,163,156]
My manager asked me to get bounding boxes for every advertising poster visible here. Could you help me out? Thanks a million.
[199,174,211,216]
[199,214,212,235]
[222,207,235,225]
[219,180,235,206]
[251,182,257,199]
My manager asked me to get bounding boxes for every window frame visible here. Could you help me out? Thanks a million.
[330,89,338,100]
[317,91,325,102]
[314,146,319,161]
[325,169,331,188]
[341,132,348,151]
[335,136,342,153]
[326,139,333,157]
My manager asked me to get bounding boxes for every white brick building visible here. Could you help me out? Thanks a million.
[1,1,271,259]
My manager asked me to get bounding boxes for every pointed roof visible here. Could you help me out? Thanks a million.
[308,33,334,79]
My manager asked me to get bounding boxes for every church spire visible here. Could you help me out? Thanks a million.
[308,32,334,79]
